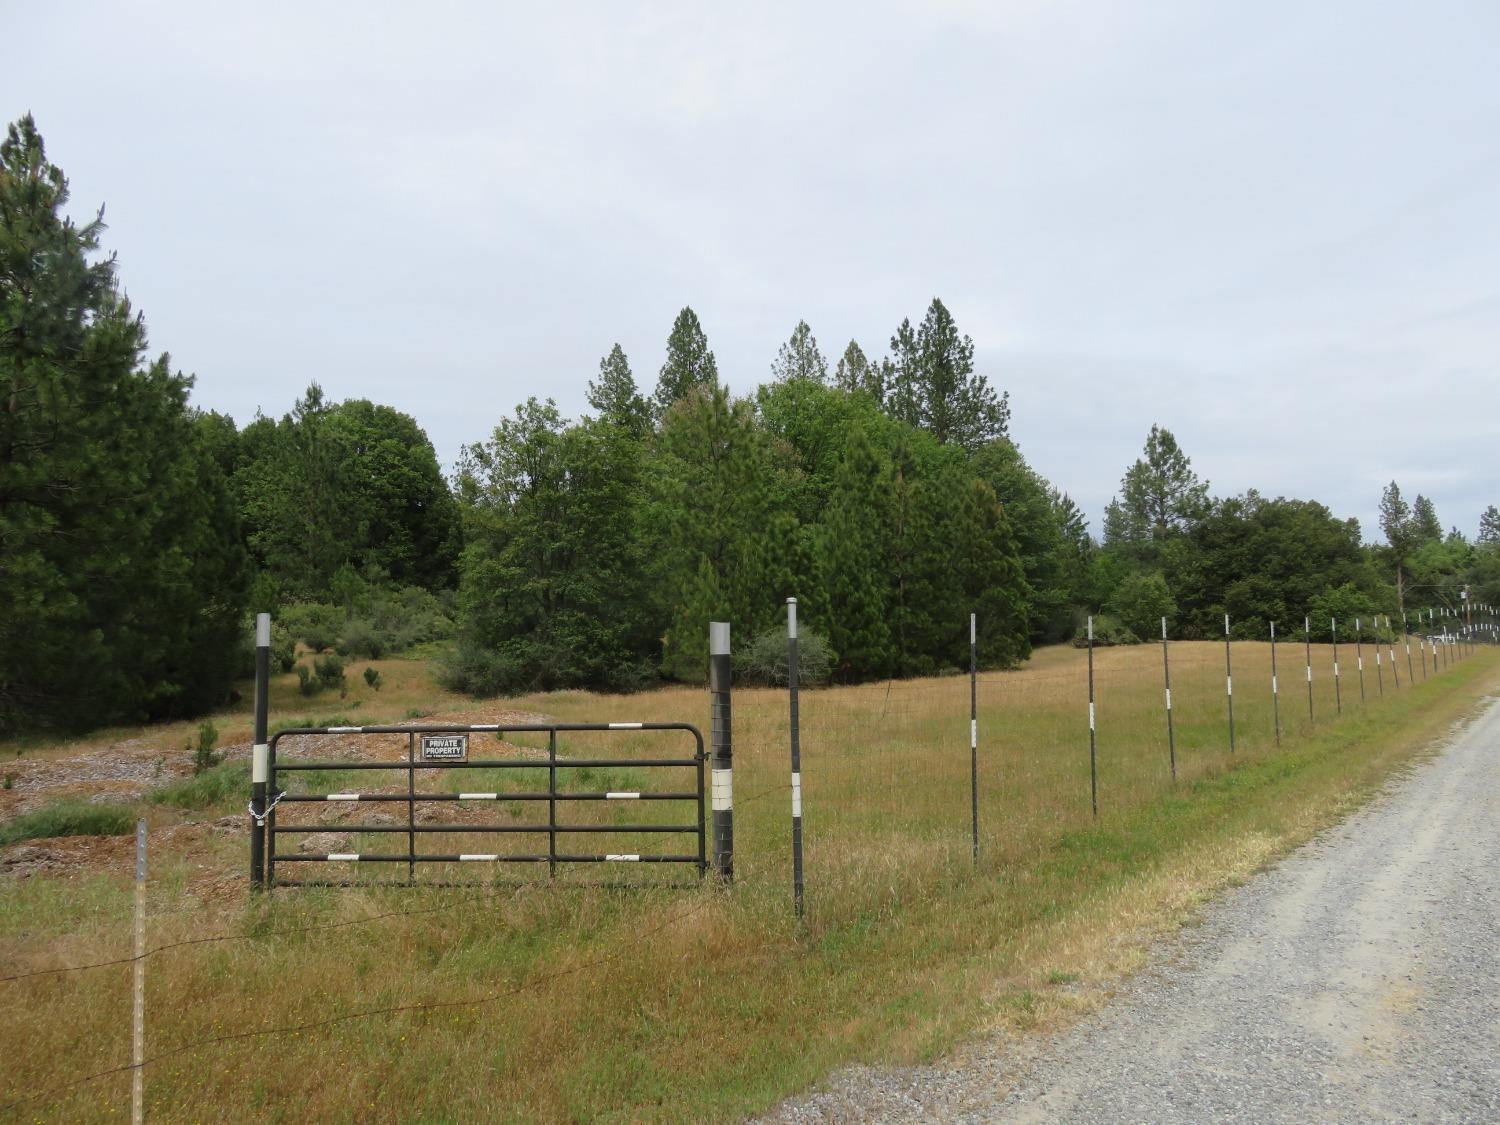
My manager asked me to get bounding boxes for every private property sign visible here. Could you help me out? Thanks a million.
[419,734,468,762]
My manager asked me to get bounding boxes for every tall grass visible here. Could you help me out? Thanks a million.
[0,642,1493,1122]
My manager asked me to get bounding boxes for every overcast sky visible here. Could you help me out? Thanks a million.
[11,1,1499,540]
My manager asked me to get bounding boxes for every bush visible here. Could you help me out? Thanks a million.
[280,602,343,654]
[315,654,346,695]
[734,628,834,687]
[296,665,316,696]
[191,720,220,775]
[151,761,248,811]
[1105,572,1176,641]
[338,619,386,660]
[0,799,135,846]
[363,666,382,691]
[437,643,526,697]
[1070,614,1140,647]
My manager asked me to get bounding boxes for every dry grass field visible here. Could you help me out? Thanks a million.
[1,637,1494,1122]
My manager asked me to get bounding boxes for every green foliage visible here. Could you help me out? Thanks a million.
[1071,615,1140,647]
[281,603,342,653]
[151,761,247,811]
[315,654,346,694]
[1105,571,1176,640]
[587,344,650,436]
[338,620,386,660]
[734,628,833,687]
[1106,425,1209,553]
[0,115,248,736]
[770,320,828,384]
[0,799,135,845]
[363,666,382,691]
[191,721,220,776]
[886,298,1009,451]
[653,306,718,419]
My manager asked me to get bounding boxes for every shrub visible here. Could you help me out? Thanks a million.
[280,603,343,654]
[437,643,526,697]
[191,720,220,775]
[1105,572,1177,641]
[1070,614,1139,647]
[734,628,834,687]
[296,665,316,696]
[315,654,346,695]
[0,799,135,846]
[363,666,382,691]
[338,619,386,660]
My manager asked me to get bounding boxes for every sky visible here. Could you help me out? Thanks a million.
[9,1,1499,541]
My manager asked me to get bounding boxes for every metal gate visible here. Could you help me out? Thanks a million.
[262,722,706,887]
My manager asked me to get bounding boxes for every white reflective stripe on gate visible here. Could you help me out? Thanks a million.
[712,768,733,811]
[471,724,500,731]
[458,793,498,800]
[608,723,643,730]
[459,854,498,861]
[326,794,360,801]
[252,743,269,784]
[327,853,359,861]
[605,854,640,862]
[327,727,362,733]
[605,792,640,799]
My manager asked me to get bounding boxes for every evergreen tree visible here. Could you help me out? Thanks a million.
[1411,495,1442,543]
[587,343,649,435]
[770,320,827,383]
[1480,504,1500,546]
[0,115,247,732]
[1114,425,1210,546]
[816,426,894,679]
[653,306,718,419]
[886,298,1009,451]
[1379,481,1417,613]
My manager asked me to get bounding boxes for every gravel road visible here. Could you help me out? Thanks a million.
[765,696,1500,1123]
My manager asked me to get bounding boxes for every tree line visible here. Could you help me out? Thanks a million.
[3,114,1497,735]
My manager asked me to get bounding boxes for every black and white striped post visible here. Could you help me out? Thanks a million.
[1374,615,1385,696]
[1386,616,1401,689]
[250,611,271,890]
[1304,615,1314,724]
[1087,616,1098,819]
[1224,614,1236,753]
[1402,611,1415,684]
[1331,617,1342,715]
[969,612,979,862]
[1355,618,1366,703]
[786,599,804,916]
[709,621,733,882]
[1270,620,1281,747]
[1162,616,1177,777]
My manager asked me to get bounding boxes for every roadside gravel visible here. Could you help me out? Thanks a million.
[763,696,1500,1123]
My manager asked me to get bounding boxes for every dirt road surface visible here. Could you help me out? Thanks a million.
[767,696,1500,1123]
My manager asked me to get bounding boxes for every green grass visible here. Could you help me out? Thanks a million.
[0,642,1494,1121]
[149,762,250,812]
[0,799,136,846]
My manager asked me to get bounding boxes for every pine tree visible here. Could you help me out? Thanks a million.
[886,298,1010,451]
[816,426,893,679]
[653,307,718,419]
[1116,425,1210,544]
[1379,481,1417,613]
[587,343,650,435]
[1480,505,1500,546]
[770,320,828,383]
[834,340,887,402]
[0,115,247,732]
[1411,495,1442,543]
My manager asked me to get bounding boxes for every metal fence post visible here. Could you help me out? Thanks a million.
[1387,616,1401,687]
[709,622,733,881]
[1304,615,1314,723]
[787,600,804,916]
[1355,618,1366,703]
[1162,616,1177,778]
[1332,617,1342,715]
[1224,614,1235,753]
[969,612,979,862]
[250,612,270,890]
[1087,616,1098,818]
[1270,620,1280,746]
[132,818,146,1125]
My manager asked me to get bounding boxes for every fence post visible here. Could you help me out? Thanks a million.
[1304,615,1314,723]
[1387,616,1401,688]
[787,599,804,916]
[1403,611,1416,684]
[1087,616,1097,819]
[250,612,270,890]
[1224,614,1235,753]
[132,818,146,1125]
[1270,620,1280,747]
[1355,618,1366,703]
[969,612,979,863]
[1375,615,1385,695]
[1162,616,1177,777]
[709,621,734,882]
[1332,617,1342,715]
